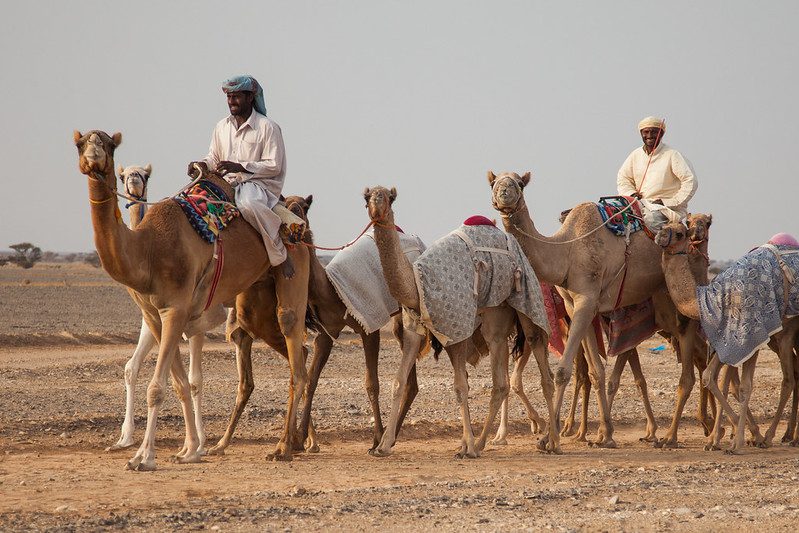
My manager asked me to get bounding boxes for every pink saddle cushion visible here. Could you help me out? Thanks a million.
[463,215,496,227]
[768,233,799,247]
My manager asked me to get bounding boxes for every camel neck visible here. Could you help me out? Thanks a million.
[128,202,147,230]
[371,213,420,311]
[88,169,149,292]
[662,252,702,320]
[501,201,568,286]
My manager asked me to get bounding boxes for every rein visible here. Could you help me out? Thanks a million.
[300,219,397,252]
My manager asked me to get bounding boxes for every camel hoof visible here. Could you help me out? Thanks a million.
[266,451,293,462]
[588,439,617,449]
[368,447,392,458]
[454,450,479,459]
[639,435,657,443]
[655,439,679,449]
[305,442,321,454]
[703,443,722,451]
[106,441,135,452]
[206,445,226,456]
[490,437,508,446]
[125,457,155,472]
[573,434,587,443]
[724,448,742,455]
[560,426,576,437]
[173,452,202,464]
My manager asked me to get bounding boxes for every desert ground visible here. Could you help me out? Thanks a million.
[1,263,798,532]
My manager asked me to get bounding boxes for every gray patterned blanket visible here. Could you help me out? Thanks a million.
[698,244,799,366]
[325,230,425,334]
[412,224,549,346]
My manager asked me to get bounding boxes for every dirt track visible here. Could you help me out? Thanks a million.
[1,264,799,531]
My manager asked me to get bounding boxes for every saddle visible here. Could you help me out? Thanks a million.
[174,180,239,243]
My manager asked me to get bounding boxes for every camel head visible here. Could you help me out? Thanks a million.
[655,221,690,254]
[118,164,151,200]
[488,171,531,214]
[363,186,397,225]
[74,130,122,177]
[686,213,712,244]
[283,194,313,224]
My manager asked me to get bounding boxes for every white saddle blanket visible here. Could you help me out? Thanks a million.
[325,230,425,334]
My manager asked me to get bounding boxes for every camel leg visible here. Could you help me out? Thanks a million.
[727,367,764,444]
[475,308,514,453]
[580,323,615,448]
[705,363,729,451]
[207,328,253,455]
[127,310,196,471]
[300,331,334,453]
[370,325,423,457]
[658,348,696,448]
[764,337,796,447]
[170,348,203,463]
[187,334,206,455]
[360,331,385,451]
[394,363,419,438]
[108,317,156,452]
[560,366,581,438]
[521,318,559,454]
[784,361,799,444]
[606,349,628,415]
[492,343,544,445]
[267,298,309,461]
[551,298,598,445]
[626,349,657,442]
[729,354,758,454]
[447,341,478,459]
[702,354,741,451]
[492,398,511,446]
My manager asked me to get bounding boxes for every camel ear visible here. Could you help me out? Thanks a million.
[73,130,83,144]
[389,187,397,203]
[487,171,497,187]
[304,194,313,209]
[520,172,531,186]
[117,165,124,176]
[111,132,122,147]
[279,194,286,202]
[706,214,712,227]
[363,187,371,203]
[144,164,152,176]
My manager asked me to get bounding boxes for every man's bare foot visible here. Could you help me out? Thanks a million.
[277,256,295,279]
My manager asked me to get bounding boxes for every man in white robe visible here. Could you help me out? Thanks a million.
[190,75,293,277]
[617,116,698,231]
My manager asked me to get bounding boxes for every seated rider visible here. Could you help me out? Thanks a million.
[617,116,698,232]
[189,75,294,278]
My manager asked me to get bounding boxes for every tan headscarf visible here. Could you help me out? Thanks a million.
[638,116,666,131]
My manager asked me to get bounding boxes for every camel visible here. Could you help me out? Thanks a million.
[107,164,226,454]
[489,171,718,449]
[656,221,799,452]
[73,130,309,469]
[281,194,423,452]
[364,186,557,457]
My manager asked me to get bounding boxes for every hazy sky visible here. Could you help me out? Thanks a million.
[1,1,797,260]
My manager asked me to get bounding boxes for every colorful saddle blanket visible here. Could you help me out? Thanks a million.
[174,181,239,243]
[596,196,646,237]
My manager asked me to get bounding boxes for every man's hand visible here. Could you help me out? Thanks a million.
[187,161,208,179]
[631,192,643,200]
[216,161,247,176]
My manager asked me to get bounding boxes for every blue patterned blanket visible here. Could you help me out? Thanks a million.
[596,196,646,237]
[698,245,799,366]
[173,181,239,243]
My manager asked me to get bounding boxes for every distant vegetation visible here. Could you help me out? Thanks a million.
[0,246,102,268]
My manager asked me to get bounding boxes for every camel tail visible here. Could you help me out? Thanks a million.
[305,305,321,334]
[511,317,526,361]
[430,334,443,361]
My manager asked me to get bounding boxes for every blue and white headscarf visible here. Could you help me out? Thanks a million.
[221,75,267,116]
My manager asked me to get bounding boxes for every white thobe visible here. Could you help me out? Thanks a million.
[203,111,288,264]
[616,143,698,223]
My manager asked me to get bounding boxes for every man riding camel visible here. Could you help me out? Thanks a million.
[617,116,698,231]
[189,75,294,278]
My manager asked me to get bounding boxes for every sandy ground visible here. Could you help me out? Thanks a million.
[1,263,798,532]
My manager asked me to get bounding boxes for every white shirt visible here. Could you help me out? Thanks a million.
[203,110,287,199]
[616,143,698,218]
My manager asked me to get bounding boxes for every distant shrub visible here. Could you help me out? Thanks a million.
[84,251,101,268]
[8,242,42,269]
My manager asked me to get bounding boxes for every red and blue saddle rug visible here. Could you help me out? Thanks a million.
[173,181,239,243]
[596,196,646,237]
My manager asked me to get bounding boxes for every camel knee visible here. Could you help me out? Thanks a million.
[607,378,620,397]
[555,366,572,386]
[494,382,510,401]
[453,382,469,404]
[277,307,298,335]
[189,375,203,398]
[633,376,648,392]
[123,361,138,386]
[510,377,524,395]
[146,383,164,407]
